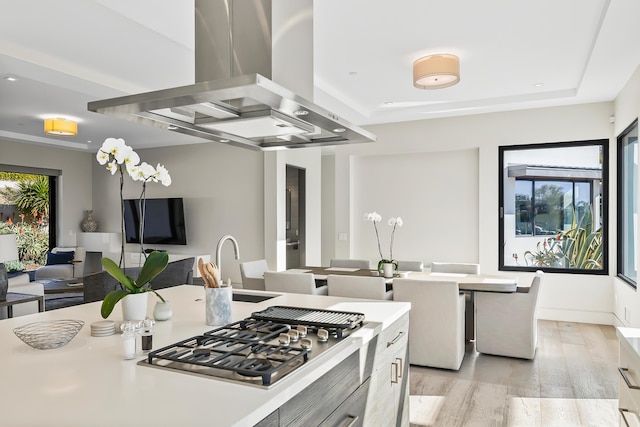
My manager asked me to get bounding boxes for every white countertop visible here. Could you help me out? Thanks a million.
[1,285,410,427]
[617,327,640,360]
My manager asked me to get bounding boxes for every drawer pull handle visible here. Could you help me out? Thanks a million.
[396,357,402,378]
[619,367,640,390]
[619,408,640,427]
[391,361,399,384]
[387,331,405,347]
[340,415,359,427]
[391,358,404,384]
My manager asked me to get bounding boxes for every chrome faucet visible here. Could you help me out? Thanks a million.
[215,234,240,283]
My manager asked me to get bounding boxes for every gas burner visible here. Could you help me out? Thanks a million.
[139,306,364,387]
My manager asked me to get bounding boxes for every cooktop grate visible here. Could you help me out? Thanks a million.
[250,306,364,331]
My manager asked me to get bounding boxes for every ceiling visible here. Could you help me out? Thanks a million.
[0,0,638,153]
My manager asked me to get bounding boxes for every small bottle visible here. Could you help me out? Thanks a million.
[140,317,155,352]
[121,321,137,360]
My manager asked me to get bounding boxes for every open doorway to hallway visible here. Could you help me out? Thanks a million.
[286,165,306,268]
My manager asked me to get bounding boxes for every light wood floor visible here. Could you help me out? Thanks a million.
[409,320,620,427]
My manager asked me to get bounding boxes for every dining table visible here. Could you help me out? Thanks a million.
[288,266,519,340]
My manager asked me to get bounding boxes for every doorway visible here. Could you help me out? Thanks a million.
[286,165,306,268]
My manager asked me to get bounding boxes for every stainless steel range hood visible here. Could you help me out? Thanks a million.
[88,0,376,151]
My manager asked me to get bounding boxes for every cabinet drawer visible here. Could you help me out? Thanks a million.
[620,346,640,411]
[319,377,370,427]
[376,313,409,358]
[620,408,640,427]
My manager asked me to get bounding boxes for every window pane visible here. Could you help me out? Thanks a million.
[619,122,638,285]
[534,181,572,235]
[500,141,607,273]
[515,180,532,235]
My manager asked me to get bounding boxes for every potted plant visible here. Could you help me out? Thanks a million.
[364,212,403,278]
[100,250,169,319]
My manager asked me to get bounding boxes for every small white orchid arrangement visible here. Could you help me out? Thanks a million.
[364,212,404,273]
[96,138,171,267]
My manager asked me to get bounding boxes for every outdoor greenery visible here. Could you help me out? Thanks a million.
[0,175,49,218]
[0,220,49,268]
[524,209,602,269]
[0,173,50,270]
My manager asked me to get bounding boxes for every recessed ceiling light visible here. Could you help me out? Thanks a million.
[220,139,229,143]
[4,75,17,82]
[294,110,309,116]
[348,71,358,76]
[384,101,394,105]
[534,83,544,88]
[333,128,346,133]
[167,125,178,130]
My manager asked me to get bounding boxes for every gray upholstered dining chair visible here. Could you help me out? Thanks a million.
[430,261,480,274]
[430,261,480,340]
[327,274,392,300]
[329,259,372,269]
[393,278,465,370]
[475,271,543,359]
[397,260,424,272]
[264,271,328,295]
[239,259,269,290]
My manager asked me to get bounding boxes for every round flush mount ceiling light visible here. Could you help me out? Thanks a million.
[413,54,460,90]
[44,118,77,136]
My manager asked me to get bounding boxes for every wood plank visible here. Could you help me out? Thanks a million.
[409,320,619,426]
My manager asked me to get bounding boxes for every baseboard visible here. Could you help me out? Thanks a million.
[538,307,616,326]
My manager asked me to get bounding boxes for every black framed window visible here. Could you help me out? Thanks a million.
[499,140,608,274]
[617,119,638,287]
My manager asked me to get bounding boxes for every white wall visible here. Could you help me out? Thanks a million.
[351,149,479,265]
[0,140,92,247]
[264,148,322,271]
[329,102,616,324]
[613,65,640,327]
[92,141,264,284]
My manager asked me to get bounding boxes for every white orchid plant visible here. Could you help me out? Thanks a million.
[364,212,404,273]
[96,138,172,266]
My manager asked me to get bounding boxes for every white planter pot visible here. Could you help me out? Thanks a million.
[153,301,172,321]
[382,263,395,278]
[121,292,149,321]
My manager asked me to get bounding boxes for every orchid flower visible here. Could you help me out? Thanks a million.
[364,212,405,272]
[96,137,172,269]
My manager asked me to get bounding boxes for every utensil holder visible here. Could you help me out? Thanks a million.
[205,286,232,326]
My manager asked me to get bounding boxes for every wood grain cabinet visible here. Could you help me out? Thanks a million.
[256,312,410,427]
[364,312,410,426]
[618,330,640,426]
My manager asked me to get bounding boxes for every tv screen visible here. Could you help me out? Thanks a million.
[123,198,187,245]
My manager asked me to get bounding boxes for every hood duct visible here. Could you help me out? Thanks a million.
[88,0,376,151]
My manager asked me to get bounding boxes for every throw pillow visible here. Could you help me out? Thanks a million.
[46,251,75,265]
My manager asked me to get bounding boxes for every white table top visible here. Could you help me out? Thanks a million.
[406,271,519,292]
[1,285,409,427]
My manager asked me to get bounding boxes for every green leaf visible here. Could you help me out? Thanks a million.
[101,257,136,292]
[136,251,169,286]
[101,289,130,319]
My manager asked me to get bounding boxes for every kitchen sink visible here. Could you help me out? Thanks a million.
[232,293,277,303]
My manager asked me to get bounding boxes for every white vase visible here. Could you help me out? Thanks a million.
[382,262,395,278]
[121,292,149,321]
[153,301,172,321]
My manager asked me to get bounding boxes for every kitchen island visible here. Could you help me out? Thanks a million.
[1,285,410,426]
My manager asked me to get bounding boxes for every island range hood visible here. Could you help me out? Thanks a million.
[88,0,376,151]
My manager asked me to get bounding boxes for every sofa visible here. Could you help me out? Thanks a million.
[35,247,86,280]
[0,272,45,319]
[84,257,195,303]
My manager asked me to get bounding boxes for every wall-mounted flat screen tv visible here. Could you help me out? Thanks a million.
[123,197,187,245]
